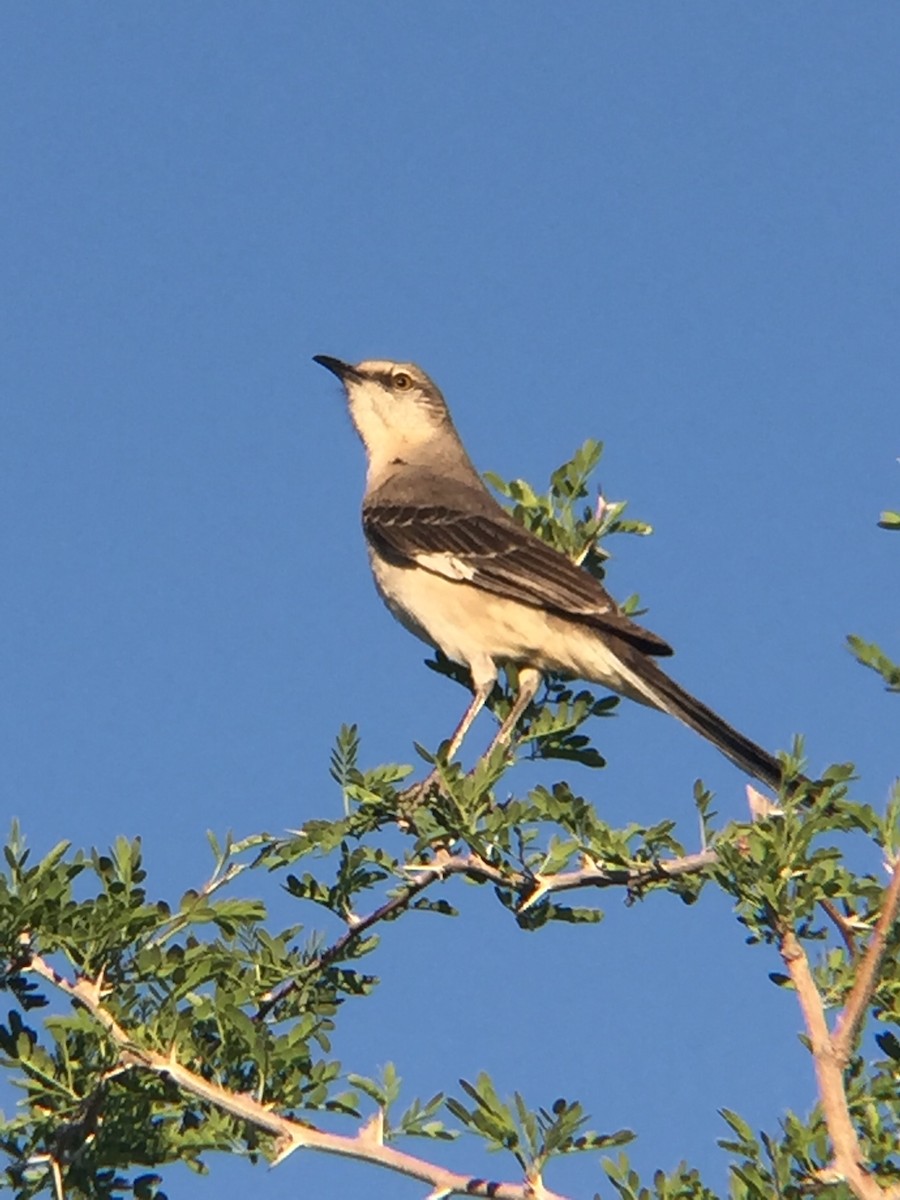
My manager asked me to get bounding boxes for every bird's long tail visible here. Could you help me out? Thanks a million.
[616,656,785,791]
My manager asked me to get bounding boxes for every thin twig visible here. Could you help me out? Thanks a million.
[144,862,248,950]
[819,897,860,959]
[27,955,569,1200]
[254,861,447,1020]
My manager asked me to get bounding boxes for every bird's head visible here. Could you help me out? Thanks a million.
[313,356,458,481]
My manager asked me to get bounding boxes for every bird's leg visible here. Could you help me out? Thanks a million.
[484,666,543,756]
[402,679,495,806]
[399,669,542,819]
[445,680,495,760]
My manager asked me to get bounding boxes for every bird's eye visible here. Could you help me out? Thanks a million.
[393,372,412,390]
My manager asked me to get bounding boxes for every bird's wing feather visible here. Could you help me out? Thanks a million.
[363,502,674,658]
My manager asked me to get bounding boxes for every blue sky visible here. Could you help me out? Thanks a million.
[2,5,899,1197]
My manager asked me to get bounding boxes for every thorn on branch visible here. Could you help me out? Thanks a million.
[519,877,551,913]
[359,1109,385,1146]
[746,784,783,822]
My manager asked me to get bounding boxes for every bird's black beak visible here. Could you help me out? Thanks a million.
[313,355,360,381]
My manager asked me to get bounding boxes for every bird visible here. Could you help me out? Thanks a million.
[313,355,786,791]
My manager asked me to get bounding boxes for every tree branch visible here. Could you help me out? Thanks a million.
[510,849,718,909]
[414,847,716,908]
[257,846,715,1019]
[27,955,566,1200]
[832,859,900,1066]
[779,928,898,1200]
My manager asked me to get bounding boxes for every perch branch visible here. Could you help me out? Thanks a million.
[257,846,716,1018]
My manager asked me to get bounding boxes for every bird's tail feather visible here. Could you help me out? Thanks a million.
[616,657,784,791]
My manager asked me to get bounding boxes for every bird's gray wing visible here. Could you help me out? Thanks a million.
[363,502,674,658]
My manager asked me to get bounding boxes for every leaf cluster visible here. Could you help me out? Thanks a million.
[445,1073,632,1176]
[484,438,652,584]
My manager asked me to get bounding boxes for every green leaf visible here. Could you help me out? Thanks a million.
[847,634,900,692]
[875,1031,900,1061]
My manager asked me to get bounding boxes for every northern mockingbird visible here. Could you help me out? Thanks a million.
[314,355,785,791]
